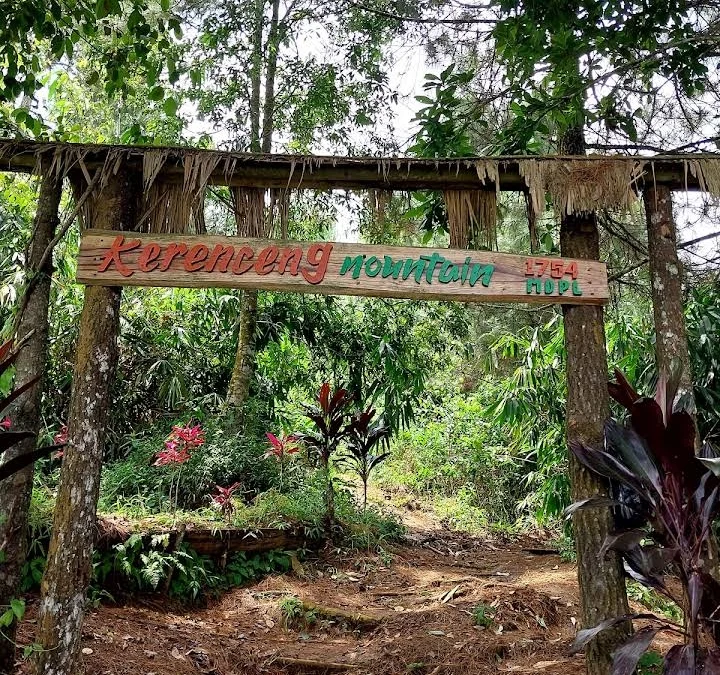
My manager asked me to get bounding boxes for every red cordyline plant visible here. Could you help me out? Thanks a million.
[339,407,391,509]
[264,432,300,491]
[153,422,205,513]
[0,339,64,482]
[298,382,354,533]
[211,483,242,522]
[568,370,720,674]
[52,425,68,459]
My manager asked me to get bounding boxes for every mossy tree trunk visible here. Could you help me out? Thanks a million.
[226,289,258,409]
[33,168,139,675]
[643,185,694,403]
[0,169,62,672]
[560,127,631,675]
[643,186,720,580]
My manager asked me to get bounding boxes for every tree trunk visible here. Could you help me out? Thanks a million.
[643,186,720,588]
[227,0,280,413]
[261,0,281,155]
[226,289,258,409]
[33,168,138,675]
[323,466,335,535]
[560,126,630,675]
[0,169,61,673]
[248,0,264,154]
[643,185,694,404]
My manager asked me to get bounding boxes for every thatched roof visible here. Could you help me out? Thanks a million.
[5,139,720,243]
[0,139,716,193]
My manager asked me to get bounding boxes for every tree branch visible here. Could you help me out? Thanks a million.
[345,1,498,25]
[608,231,720,281]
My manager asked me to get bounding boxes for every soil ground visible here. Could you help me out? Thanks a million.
[15,497,676,675]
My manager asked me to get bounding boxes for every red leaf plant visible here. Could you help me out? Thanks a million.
[211,483,242,522]
[53,425,68,444]
[153,422,205,514]
[51,425,69,459]
[568,370,720,673]
[297,382,355,533]
[264,432,300,491]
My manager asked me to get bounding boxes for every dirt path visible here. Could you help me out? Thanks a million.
[21,535,582,674]
[17,489,598,675]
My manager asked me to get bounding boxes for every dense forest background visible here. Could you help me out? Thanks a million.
[1,0,720,644]
[1,0,720,533]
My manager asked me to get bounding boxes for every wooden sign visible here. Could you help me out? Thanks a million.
[77,230,609,305]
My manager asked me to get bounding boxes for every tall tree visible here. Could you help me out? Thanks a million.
[486,3,720,670]
[0,166,61,671]
[1,0,180,136]
[225,0,279,412]
[33,167,140,675]
[643,186,695,403]
[183,0,400,412]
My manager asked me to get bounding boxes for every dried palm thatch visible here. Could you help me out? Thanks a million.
[136,150,222,234]
[520,158,645,218]
[269,188,290,239]
[231,187,291,238]
[232,187,265,237]
[474,160,500,194]
[369,189,392,228]
[440,159,499,250]
[518,160,546,218]
[443,189,497,250]
[69,148,133,230]
[363,189,394,242]
[685,158,720,197]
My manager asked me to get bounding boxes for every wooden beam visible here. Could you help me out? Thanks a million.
[96,525,308,556]
[0,139,715,191]
[77,230,609,305]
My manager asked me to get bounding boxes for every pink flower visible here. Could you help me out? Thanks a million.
[264,432,300,460]
[0,417,11,430]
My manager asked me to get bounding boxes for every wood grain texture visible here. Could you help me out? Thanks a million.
[78,229,609,305]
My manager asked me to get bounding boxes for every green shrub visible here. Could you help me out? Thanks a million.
[471,602,496,627]
[232,474,404,549]
[637,651,663,675]
[20,483,56,592]
[91,534,292,603]
[379,390,524,525]
[100,414,279,511]
[279,596,316,629]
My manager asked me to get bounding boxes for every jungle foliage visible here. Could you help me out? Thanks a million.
[1,0,720,637]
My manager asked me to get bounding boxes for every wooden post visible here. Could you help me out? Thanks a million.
[0,168,62,671]
[33,167,138,675]
[561,211,632,674]
[559,124,630,675]
[643,185,694,402]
